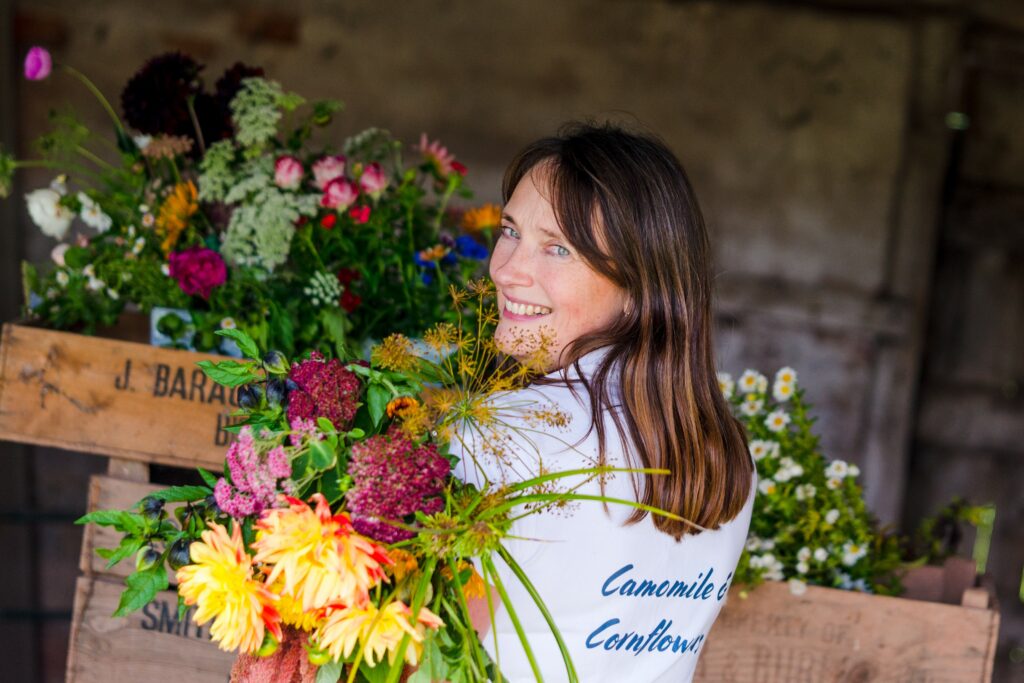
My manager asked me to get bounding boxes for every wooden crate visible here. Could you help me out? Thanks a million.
[69,470,235,682]
[694,579,1000,682]
[0,322,242,468]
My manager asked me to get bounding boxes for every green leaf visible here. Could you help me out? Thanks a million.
[196,359,258,387]
[346,428,365,439]
[135,485,211,507]
[103,536,145,570]
[315,661,343,683]
[76,509,128,527]
[359,660,391,683]
[309,439,336,470]
[215,328,261,360]
[407,634,446,682]
[316,417,336,434]
[113,564,168,617]
[196,468,220,489]
[367,384,389,427]
[320,308,350,357]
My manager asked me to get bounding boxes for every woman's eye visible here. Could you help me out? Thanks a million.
[553,245,571,257]
[500,226,520,239]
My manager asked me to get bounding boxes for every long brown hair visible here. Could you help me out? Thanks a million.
[502,122,753,539]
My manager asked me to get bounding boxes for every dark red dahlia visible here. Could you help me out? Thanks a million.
[285,351,361,430]
[121,52,203,137]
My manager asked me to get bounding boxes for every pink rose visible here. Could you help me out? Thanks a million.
[24,47,52,81]
[312,155,346,190]
[358,162,388,199]
[274,155,303,190]
[168,246,227,299]
[321,177,358,210]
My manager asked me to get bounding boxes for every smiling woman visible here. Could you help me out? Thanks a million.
[454,123,756,682]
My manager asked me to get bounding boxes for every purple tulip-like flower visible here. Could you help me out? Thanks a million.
[24,47,52,81]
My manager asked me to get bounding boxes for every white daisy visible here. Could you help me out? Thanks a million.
[758,479,777,495]
[841,541,867,567]
[77,192,112,232]
[738,369,766,394]
[749,439,774,461]
[760,539,776,551]
[740,397,764,417]
[142,213,155,228]
[160,264,170,276]
[55,271,69,287]
[825,460,850,479]
[814,548,828,562]
[795,483,816,501]
[132,237,146,255]
[773,380,795,402]
[219,317,237,329]
[107,288,119,300]
[849,464,860,478]
[775,467,794,483]
[765,410,791,433]
[797,547,812,563]
[796,562,809,575]
[83,264,96,278]
[745,536,761,552]
[788,578,807,595]
[775,367,798,385]
[826,477,843,490]
[717,372,734,400]
[86,276,105,292]
[825,509,840,525]
[757,374,768,394]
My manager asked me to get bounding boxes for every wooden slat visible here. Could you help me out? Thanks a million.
[66,576,234,683]
[694,580,1000,682]
[0,323,243,468]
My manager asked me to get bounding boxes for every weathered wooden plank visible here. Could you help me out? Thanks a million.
[694,580,1000,683]
[0,323,244,468]
[66,575,234,683]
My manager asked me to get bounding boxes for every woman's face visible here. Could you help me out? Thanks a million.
[490,166,626,367]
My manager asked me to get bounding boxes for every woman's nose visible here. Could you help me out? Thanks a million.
[490,241,533,288]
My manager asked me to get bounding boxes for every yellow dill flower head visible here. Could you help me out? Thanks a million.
[316,601,444,667]
[423,322,457,354]
[157,180,198,252]
[252,494,393,612]
[461,204,501,232]
[397,402,433,438]
[176,522,282,653]
[372,334,418,373]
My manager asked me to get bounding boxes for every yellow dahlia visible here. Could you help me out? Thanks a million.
[156,180,198,252]
[316,600,444,667]
[176,522,282,653]
[252,494,392,612]
[272,581,323,632]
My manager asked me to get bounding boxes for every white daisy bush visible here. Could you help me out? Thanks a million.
[721,367,903,596]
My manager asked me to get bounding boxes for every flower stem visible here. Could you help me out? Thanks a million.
[74,144,116,172]
[384,555,438,683]
[482,554,543,682]
[61,65,126,137]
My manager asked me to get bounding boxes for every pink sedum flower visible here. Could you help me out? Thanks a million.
[358,162,388,199]
[312,155,347,190]
[214,427,293,519]
[274,155,303,190]
[24,47,52,81]
[321,177,358,211]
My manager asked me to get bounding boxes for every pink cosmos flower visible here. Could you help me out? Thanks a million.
[320,177,358,210]
[312,155,346,190]
[349,205,370,224]
[24,47,52,81]
[274,155,303,190]
[358,162,388,199]
[167,246,227,299]
[418,134,457,176]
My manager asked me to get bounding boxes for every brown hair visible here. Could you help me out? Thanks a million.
[502,122,753,538]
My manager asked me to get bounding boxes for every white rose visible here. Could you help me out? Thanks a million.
[25,188,74,239]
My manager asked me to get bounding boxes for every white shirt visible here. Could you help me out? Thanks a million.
[452,351,755,682]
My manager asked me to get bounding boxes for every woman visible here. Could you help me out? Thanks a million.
[455,123,756,682]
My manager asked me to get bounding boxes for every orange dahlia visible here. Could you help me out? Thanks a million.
[157,180,198,252]
[252,494,392,612]
[176,522,282,653]
[315,600,444,667]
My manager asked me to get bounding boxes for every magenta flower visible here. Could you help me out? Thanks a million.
[358,162,388,199]
[312,155,346,190]
[418,134,458,176]
[24,47,52,81]
[320,177,358,211]
[168,246,227,299]
[347,429,451,543]
[286,351,361,430]
[348,205,371,224]
[274,155,303,190]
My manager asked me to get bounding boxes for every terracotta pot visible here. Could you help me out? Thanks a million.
[230,627,318,683]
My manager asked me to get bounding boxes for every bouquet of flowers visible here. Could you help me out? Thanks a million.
[717,368,905,596]
[77,283,679,683]
[4,47,498,357]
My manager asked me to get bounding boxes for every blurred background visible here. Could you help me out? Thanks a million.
[0,0,1021,680]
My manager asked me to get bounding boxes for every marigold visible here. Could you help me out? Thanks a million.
[157,180,198,252]
[461,204,501,233]
[176,522,282,654]
[252,494,392,612]
[315,600,444,667]
[386,396,419,420]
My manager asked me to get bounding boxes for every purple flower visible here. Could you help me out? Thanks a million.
[168,246,226,299]
[346,429,451,543]
[286,352,361,430]
[214,427,293,519]
[24,47,52,81]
